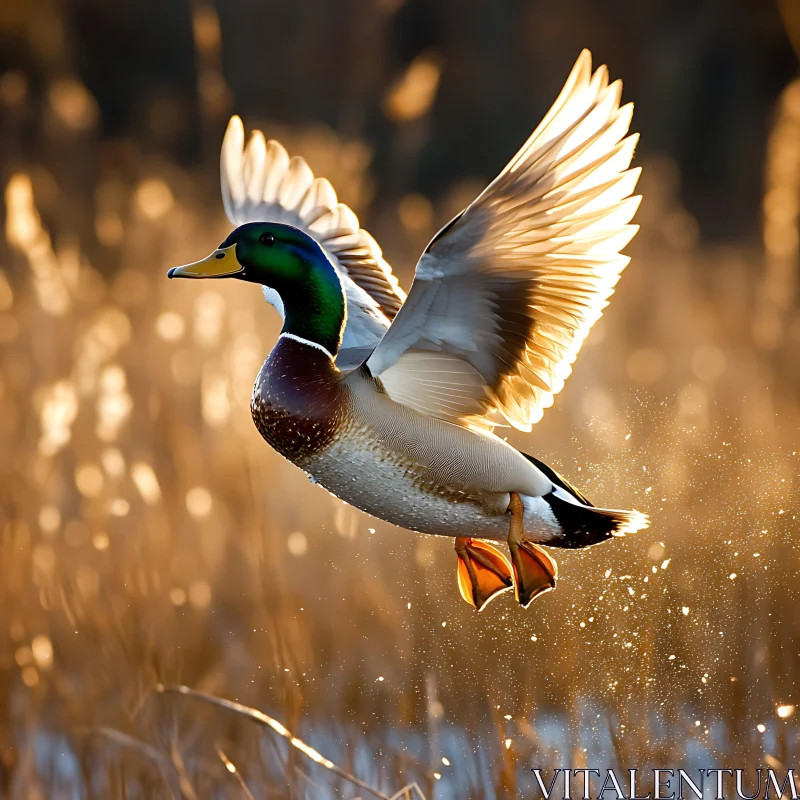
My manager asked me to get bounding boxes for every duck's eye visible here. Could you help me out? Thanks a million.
[259,232,275,246]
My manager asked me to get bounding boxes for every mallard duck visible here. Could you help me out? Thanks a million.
[168,50,648,612]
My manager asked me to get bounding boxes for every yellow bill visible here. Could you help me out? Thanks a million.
[167,244,242,279]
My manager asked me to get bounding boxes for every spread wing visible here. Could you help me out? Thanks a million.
[365,50,641,432]
[220,116,406,355]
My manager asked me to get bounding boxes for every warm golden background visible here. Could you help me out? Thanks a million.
[1,1,800,798]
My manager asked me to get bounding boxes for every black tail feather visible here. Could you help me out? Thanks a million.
[522,452,649,549]
[543,491,648,548]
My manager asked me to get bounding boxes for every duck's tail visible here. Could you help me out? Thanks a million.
[542,491,649,548]
[523,453,649,549]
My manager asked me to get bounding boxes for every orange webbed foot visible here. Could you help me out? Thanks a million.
[507,492,558,608]
[510,540,557,608]
[455,537,514,611]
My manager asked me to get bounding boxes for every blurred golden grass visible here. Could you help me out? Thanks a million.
[1,81,800,798]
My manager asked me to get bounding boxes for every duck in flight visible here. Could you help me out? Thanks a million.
[168,50,649,612]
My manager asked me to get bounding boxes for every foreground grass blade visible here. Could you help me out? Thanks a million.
[390,783,428,800]
[81,727,179,799]
[155,683,414,800]
[215,746,257,800]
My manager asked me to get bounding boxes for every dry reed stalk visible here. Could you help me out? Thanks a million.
[757,5,800,350]
[756,77,800,350]
[80,727,179,798]
[155,683,424,800]
[215,746,257,800]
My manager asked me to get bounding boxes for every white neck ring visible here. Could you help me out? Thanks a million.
[278,332,334,360]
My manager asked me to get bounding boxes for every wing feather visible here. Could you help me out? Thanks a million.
[220,117,407,354]
[367,50,640,431]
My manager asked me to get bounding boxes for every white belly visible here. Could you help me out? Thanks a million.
[303,433,562,543]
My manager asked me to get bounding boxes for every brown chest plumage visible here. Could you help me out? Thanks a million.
[250,337,344,464]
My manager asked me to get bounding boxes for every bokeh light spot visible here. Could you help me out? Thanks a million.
[287,531,308,556]
[186,486,212,518]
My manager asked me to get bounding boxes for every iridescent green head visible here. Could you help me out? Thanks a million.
[168,222,346,355]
